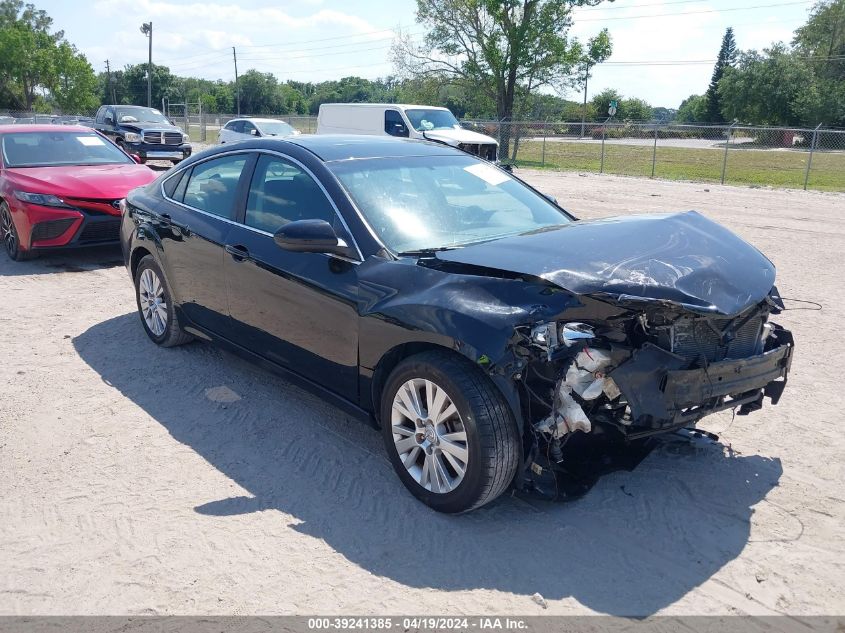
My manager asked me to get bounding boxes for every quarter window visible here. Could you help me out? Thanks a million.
[162,170,185,199]
[245,154,337,233]
[182,154,248,220]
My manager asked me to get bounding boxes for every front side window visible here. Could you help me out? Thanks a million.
[330,155,570,254]
[245,154,337,233]
[404,109,460,132]
[182,154,249,220]
[1,131,133,168]
[242,121,257,136]
[384,110,408,137]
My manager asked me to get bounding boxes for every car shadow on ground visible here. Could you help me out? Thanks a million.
[0,245,123,276]
[73,313,784,616]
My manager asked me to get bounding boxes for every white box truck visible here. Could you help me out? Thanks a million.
[316,103,500,163]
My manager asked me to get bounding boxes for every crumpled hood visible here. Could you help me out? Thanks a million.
[424,128,498,146]
[8,164,157,199]
[434,211,776,316]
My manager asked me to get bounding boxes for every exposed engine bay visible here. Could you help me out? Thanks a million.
[513,292,793,499]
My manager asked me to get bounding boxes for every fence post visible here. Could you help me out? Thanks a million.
[651,123,658,178]
[803,123,822,191]
[600,123,607,174]
[721,123,736,185]
[541,121,547,167]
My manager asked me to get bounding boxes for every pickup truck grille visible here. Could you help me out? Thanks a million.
[668,317,764,362]
[142,131,183,145]
[458,143,498,162]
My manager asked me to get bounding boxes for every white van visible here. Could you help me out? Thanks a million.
[316,103,500,163]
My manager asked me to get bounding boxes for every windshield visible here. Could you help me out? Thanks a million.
[405,109,460,131]
[257,120,295,136]
[116,107,169,124]
[330,155,570,253]
[1,131,133,168]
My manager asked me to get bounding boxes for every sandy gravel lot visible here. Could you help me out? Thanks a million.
[1,171,843,616]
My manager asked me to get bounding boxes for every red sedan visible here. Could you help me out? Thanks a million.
[0,125,157,261]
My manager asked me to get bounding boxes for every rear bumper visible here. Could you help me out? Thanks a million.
[610,325,793,436]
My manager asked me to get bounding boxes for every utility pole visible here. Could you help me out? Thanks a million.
[233,46,240,116]
[140,22,153,107]
[580,63,591,139]
[104,59,116,103]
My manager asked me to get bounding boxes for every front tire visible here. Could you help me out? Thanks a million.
[134,255,192,347]
[1,201,35,261]
[380,350,519,513]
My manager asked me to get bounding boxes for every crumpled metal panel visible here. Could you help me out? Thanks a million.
[435,211,776,316]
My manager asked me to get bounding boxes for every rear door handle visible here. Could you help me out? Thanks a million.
[225,244,251,262]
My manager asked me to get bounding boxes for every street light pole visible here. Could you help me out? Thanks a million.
[140,22,152,107]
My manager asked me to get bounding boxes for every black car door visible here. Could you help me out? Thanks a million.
[224,152,360,401]
[157,151,254,334]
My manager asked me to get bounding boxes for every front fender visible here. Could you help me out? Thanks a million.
[356,257,582,432]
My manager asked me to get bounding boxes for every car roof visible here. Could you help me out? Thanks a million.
[281,134,466,161]
[0,124,96,133]
[233,117,290,123]
[319,103,450,111]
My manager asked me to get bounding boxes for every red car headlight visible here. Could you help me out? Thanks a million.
[13,190,72,209]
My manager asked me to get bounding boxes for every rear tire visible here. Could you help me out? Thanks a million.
[134,255,192,347]
[1,201,35,261]
[380,350,519,513]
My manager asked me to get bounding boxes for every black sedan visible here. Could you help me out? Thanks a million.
[120,135,793,513]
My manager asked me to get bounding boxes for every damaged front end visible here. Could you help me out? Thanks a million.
[515,291,794,499]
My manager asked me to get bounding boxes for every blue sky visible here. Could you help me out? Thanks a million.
[39,0,815,109]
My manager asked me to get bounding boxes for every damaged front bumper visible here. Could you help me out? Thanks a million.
[610,325,793,438]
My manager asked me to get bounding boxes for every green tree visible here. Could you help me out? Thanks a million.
[577,28,612,130]
[590,87,622,118]
[51,41,98,112]
[621,97,652,121]
[394,0,613,157]
[718,45,811,125]
[676,94,707,122]
[793,0,845,126]
[122,63,177,108]
[0,0,63,110]
[704,27,737,123]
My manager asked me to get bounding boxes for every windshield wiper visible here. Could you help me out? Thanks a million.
[397,246,463,257]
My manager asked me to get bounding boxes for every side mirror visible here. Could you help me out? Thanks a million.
[130,153,142,164]
[543,193,558,205]
[250,128,259,136]
[273,219,349,255]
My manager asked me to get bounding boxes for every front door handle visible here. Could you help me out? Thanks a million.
[225,244,251,262]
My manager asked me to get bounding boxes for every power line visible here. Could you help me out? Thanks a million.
[577,0,812,21]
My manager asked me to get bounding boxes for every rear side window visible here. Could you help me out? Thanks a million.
[226,120,243,133]
[384,110,408,137]
[182,154,249,220]
[245,154,337,233]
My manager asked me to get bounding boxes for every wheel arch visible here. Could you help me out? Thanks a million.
[370,340,525,435]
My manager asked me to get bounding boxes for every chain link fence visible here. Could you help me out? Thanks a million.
[467,120,845,192]
[4,109,842,191]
